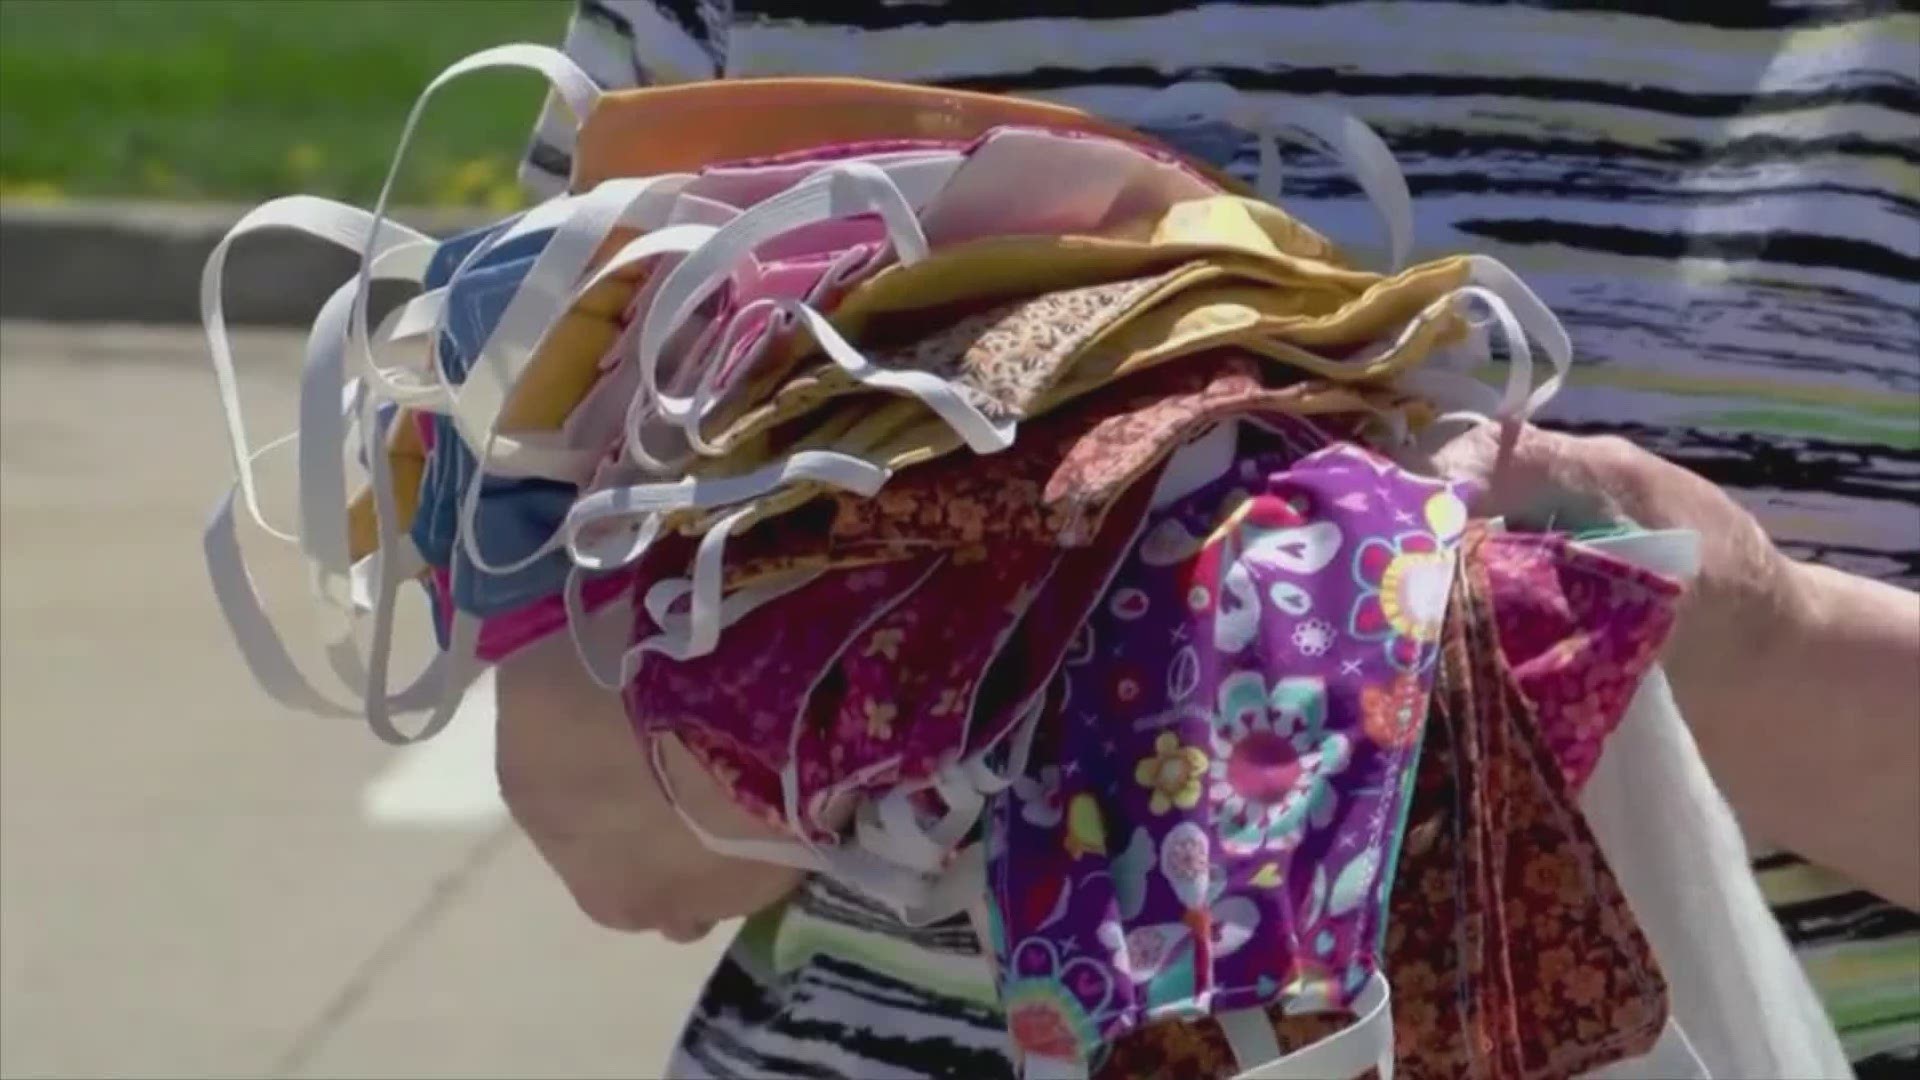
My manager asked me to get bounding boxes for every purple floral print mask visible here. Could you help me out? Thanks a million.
[986,435,1471,1079]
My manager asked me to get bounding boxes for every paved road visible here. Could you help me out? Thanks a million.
[0,322,731,1079]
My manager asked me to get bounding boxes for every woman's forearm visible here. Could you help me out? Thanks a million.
[1685,561,1920,907]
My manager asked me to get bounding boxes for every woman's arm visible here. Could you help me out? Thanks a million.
[1708,561,1920,907]
[1439,423,1920,908]
[495,628,807,939]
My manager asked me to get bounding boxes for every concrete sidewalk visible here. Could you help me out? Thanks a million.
[0,321,730,1078]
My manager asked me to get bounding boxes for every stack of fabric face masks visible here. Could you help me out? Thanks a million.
[200,44,1848,1080]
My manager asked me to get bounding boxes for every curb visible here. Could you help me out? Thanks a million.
[0,200,497,328]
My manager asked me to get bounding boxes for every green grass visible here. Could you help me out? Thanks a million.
[0,0,568,208]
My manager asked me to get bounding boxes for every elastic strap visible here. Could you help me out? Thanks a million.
[648,736,835,872]
[358,383,478,744]
[853,767,988,875]
[1226,971,1394,1080]
[561,562,640,692]
[349,45,601,430]
[1585,1020,1711,1079]
[766,298,1017,454]
[441,174,697,455]
[562,448,889,569]
[624,154,957,469]
[202,196,435,543]
[634,160,933,430]
[298,242,436,611]
[1140,82,1414,271]
[1393,254,1574,428]
[611,504,754,665]
[641,565,824,642]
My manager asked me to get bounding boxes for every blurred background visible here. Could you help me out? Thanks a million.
[0,2,734,1077]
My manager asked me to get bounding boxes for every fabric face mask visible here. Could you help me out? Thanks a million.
[348,151,939,561]
[1370,546,1672,1078]
[565,157,1435,611]
[409,414,633,662]
[1471,530,1684,792]
[789,539,1066,830]
[986,440,1471,1078]
[707,352,1395,590]
[345,155,961,676]
[625,474,1166,927]
[570,76,1248,195]
[570,76,1422,276]
[1089,529,1677,1080]
[615,132,1274,480]
[623,356,1409,674]
[625,552,946,833]
[598,230,1502,598]
[622,232,1459,549]
[668,196,1384,463]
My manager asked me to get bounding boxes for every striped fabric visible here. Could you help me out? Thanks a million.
[1757,849,1920,1074]
[522,2,1920,1076]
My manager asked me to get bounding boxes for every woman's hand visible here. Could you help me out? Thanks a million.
[1433,422,1920,908]
[494,628,809,940]
[1431,422,1796,696]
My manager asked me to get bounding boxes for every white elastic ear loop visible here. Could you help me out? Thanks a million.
[303,281,434,694]
[647,735,835,873]
[572,518,747,703]
[561,556,651,693]
[1395,258,1572,428]
[442,174,698,456]
[1226,971,1394,1080]
[299,242,437,613]
[350,44,600,419]
[578,220,716,295]
[1466,254,1571,416]
[200,421,451,723]
[1141,81,1414,271]
[667,242,880,443]
[448,225,720,581]
[204,439,370,718]
[202,196,436,542]
[759,298,1017,455]
[640,566,825,642]
[382,203,582,356]
[652,726,971,925]
[1437,283,1536,424]
[617,504,752,664]
[1264,99,1414,272]
[562,449,890,569]
[678,296,787,457]
[358,387,478,744]
[381,198,571,355]
[853,760,992,875]
[633,160,932,430]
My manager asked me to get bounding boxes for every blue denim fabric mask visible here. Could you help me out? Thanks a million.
[408,220,581,629]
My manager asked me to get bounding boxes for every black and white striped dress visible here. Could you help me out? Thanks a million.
[525,3,1920,1076]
